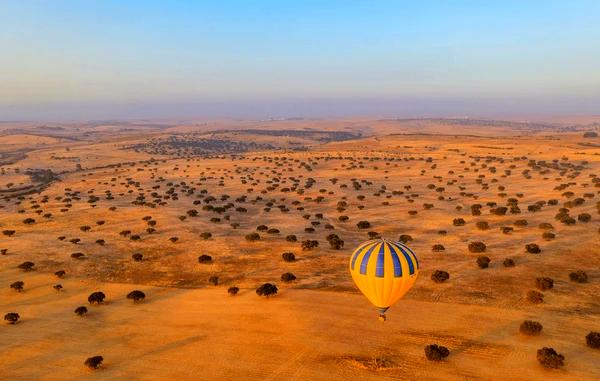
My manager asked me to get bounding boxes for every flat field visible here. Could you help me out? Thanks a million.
[1,118,599,380]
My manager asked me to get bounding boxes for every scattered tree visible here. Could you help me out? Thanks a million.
[228,286,239,296]
[424,344,450,361]
[431,270,449,283]
[503,258,515,267]
[586,331,600,349]
[527,290,544,304]
[525,243,541,254]
[569,270,588,283]
[256,283,278,297]
[127,290,146,302]
[535,277,554,291]
[432,244,445,252]
[468,241,486,253]
[477,256,490,269]
[301,240,319,250]
[132,253,143,262]
[356,221,371,229]
[10,281,24,292]
[17,261,35,271]
[282,252,296,262]
[537,347,564,369]
[88,291,106,304]
[4,312,20,324]
[84,356,104,370]
[520,320,543,336]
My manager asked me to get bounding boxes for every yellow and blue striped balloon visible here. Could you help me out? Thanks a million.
[349,238,419,319]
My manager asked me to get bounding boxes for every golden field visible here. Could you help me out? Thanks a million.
[1,118,599,380]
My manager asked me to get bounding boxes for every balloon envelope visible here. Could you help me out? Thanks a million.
[349,238,419,315]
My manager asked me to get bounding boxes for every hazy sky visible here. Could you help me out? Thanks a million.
[1,1,599,120]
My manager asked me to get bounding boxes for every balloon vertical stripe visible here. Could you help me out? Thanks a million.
[349,238,419,318]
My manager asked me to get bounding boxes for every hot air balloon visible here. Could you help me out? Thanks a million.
[349,238,419,321]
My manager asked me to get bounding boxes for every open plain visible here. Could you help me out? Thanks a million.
[1,118,599,380]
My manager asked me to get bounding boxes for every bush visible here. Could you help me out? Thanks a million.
[432,244,445,252]
[468,241,486,253]
[537,347,564,369]
[256,224,268,231]
[126,290,146,302]
[492,207,508,216]
[503,258,515,267]
[71,252,85,259]
[245,232,260,241]
[17,261,35,271]
[74,306,88,316]
[578,213,591,223]
[356,221,371,229]
[281,272,297,282]
[453,218,466,226]
[88,291,106,304]
[431,270,449,283]
[285,235,297,242]
[535,277,554,291]
[586,331,600,349]
[10,281,24,292]
[84,356,104,370]
[477,256,490,269]
[501,226,514,234]
[368,231,380,239]
[282,252,296,262]
[542,232,555,241]
[256,283,278,297]
[525,244,541,254]
[569,270,588,283]
[476,221,489,230]
[4,312,20,324]
[520,320,543,336]
[326,234,344,249]
[200,232,212,240]
[228,286,239,296]
[527,290,544,304]
[424,344,449,361]
[198,255,213,264]
[398,234,413,243]
[132,253,143,262]
[208,276,219,286]
[301,240,319,250]
[55,270,66,278]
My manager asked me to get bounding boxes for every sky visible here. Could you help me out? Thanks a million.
[0,0,599,120]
